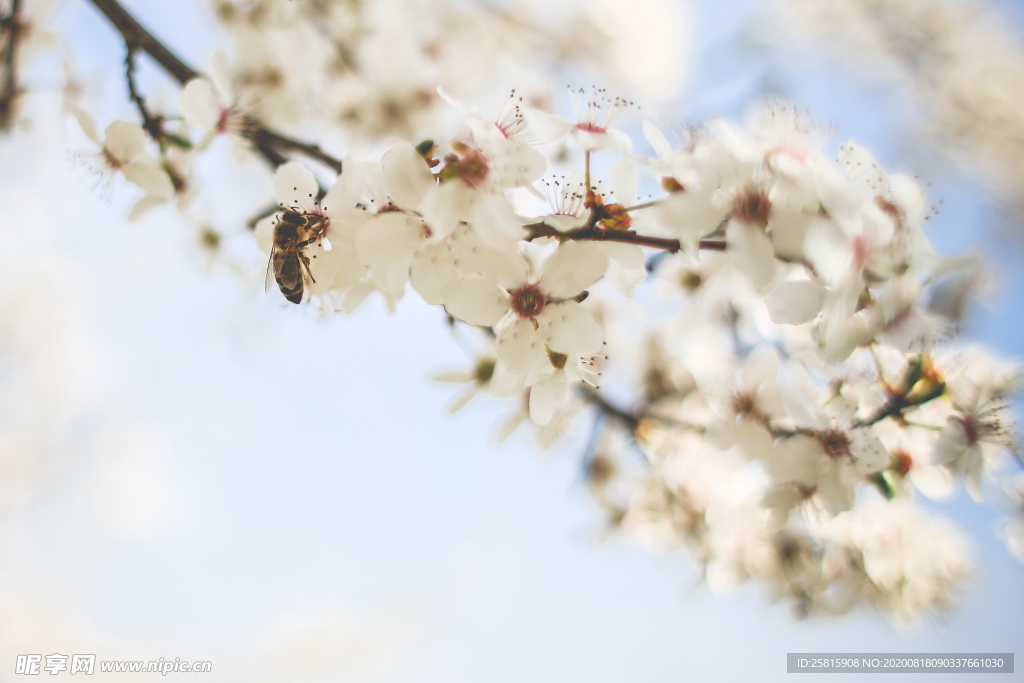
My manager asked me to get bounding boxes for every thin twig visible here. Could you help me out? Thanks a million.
[124,44,163,142]
[0,0,23,129]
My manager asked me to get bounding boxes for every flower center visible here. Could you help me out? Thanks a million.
[446,142,489,187]
[820,428,851,459]
[731,392,758,418]
[733,185,771,227]
[852,234,871,271]
[546,347,568,369]
[510,284,546,319]
[680,270,704,292]
[893,449,913,476]
[962,415,979,445]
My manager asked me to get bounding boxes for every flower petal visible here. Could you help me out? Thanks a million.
[122,160,175,200]
[467,192,527,246]
[496,317,544,374]
[765,279,827,325]
[726,220,775,287]
[540,241,608,298]
[541,300,603,356]
[180,78,221,130]
[354,213,425,267]
[521,108,575,144]
[273,161,320,212]
[643,119,673,161]
[382,142,435,208]
[411,241,458,305]
[529,374,569,425]
[104,120,146,164]
[440,276,510,326]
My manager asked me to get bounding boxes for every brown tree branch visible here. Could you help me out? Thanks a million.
[524,221,727,254]
[579,386,639,432]
[251,128,344,174]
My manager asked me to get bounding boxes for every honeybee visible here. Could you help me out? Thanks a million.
[265,209,326,304]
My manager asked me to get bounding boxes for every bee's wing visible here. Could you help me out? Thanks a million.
[265,241,278,294]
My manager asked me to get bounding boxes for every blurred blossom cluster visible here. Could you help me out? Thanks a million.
[777,0,1024,220]
[206,0,688,141]
[0,0,1022,636]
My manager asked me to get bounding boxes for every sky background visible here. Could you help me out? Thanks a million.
[0,0,1022,680]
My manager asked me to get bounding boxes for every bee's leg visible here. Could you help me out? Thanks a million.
[300,252,316,284]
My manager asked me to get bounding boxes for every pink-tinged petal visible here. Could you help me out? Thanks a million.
[180,78,220,130]
[354,213,426,267]
[121,160,175,200]
[440,276,510,326]
[273,161,320,212]
[382,142,435,208]
[521,108,575,144]
[104,120,146,164]
[541,300,603,356]
[540,241,608,298]
[765,279,827,324]
[411,242,458,305]
[726,221,775,287]
[529,374,569,425]
[496,317,544,374]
